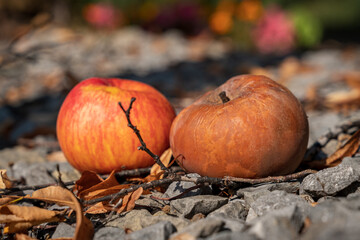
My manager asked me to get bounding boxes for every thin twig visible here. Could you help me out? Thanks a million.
[0,181,75,195]
[118,98,169,171]
[115,167,152,178]
[224,169,317,184]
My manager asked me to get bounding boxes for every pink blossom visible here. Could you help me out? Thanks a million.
[83,3,121,29]
[253,7,295,54]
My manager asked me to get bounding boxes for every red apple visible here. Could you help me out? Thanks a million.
[170,75,309,178]
[57,78,176,173]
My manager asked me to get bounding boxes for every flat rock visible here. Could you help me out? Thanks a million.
[162,173,212,199]
[51,222,75,239]
[135,195,166,211]
[245,190,311,222]
[0,146,47,169]
[106,209,152,231]
[247,205,303,240]
[140,213,190,231]
[9,161,58,186]
[307,111,342,147]
[126,221,176,240]
[237,182,300,198]
[207,216,245,232]
[170,195,228,218]
[300,157,360,198]
[51,162,81,182]
[170,217,224,239]
[302,200,360,240]
[206,231,258,240]
[94,227,125,240]
[208,199,247,220]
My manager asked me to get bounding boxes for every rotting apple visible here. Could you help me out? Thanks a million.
[56,78,176,173]
[170,75,309,178]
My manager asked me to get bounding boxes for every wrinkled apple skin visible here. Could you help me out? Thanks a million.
[57,78,176,173]
[170,75,309,178]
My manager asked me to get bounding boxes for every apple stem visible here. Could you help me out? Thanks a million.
[118,98,169,172]
[219,91,230,103]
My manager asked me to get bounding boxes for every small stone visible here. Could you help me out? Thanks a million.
[162,173,212,199]
[135,195,165,211]
[321,139,338,156]
[51,162,81,182]
[170,217,224,239]
[9,161,58,186]
[208,199,247,220]
[206,231,258,240]
[307,111,342,147]
[300,157,360,198]
[94,227,125,240]
[51,223,75,239]
[247,205,304,239]
[140,215,190,231]
[237,182,300,198]
[207,216,245,232]
[246,190,311,222]
[1,146,46,169]
[302,200,360,240]
[126,221,176,240]
[242,190,271,206]
[106,209,152,231]
[170,195,228,218]
[248,215,298,240]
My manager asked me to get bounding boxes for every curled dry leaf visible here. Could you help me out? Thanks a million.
[75,170,132,202]
[309,129,360,169]
[0,196,24,206]
[15,233,37,240]
[117,187,143,213]
[0,169,13,189]
[30,186,94,240]
[145,148,173,182]
[0,205,64,234]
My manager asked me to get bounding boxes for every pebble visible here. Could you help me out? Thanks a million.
[94,227,126,240]
[170,195,228,218]
[300,157,360,198]
[126,221,176,240]
[207,199,247,220]
[245,190,311,222]
[162,173,212,199]
[169,217,224,239]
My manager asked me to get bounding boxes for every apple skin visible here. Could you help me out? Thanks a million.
[57,78,176,173]
[170,75,309,178]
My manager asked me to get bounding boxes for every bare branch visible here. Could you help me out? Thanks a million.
[118,98,169,171]
[224,169,317,184]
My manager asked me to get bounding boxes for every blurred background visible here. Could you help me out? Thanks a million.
[1,0,360,151]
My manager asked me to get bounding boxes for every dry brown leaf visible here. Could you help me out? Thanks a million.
[0,169,13,189]
[325,89,360,107]
[30,186,94,240]
[81,183,133,202]
[76,171,119,198]
[170,233,196,240]
[15,233,37,240]
[325,129,360,166]
[0,196,23,206]
[0,205,64,234]
[145,148,173,182]
[73,171,104,194]
[309,129,360,169]
[117,187,144,213]
[85,202,111,214]
[76,171,133,202]
[46,151,67,162]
